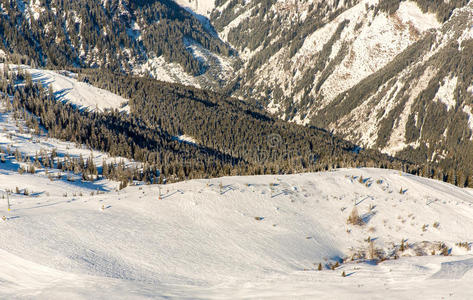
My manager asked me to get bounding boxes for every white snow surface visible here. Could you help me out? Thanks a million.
[134,56,202,88]
[434,75,458,111]
[173,0,216,17]
[396,1,440,32]
[2,64,129,112]
[175,134,198,145]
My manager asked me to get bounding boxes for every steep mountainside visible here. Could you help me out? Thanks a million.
[207,0,473,178]
[313,4,473,174]
[209,0,468,120]
[0,0,233,88]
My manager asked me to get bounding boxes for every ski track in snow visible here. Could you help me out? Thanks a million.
[430,258,473,280]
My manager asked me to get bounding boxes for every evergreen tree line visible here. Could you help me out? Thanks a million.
[2,67,472,187]
[76,68,473,187]
[77,68,400,172]
[0,68,427,184]
[1,71,240,183]
[0,139,161,188]
[71,68,471,187]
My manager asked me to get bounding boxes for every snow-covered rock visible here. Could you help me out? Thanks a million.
[173,0,216,17]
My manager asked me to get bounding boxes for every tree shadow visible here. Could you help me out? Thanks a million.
[30,191,45,197]
[271,189,290,198]
[361,210,377,224]
[162,189,184,199]
[53,88,73,102]
[220,187,235,195]
[57,176,110,192]
[355,195,373,206]
[364,259,379,266]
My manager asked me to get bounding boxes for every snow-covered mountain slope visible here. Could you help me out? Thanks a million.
[311,1,473,172]
[209,0,468,117]
[0,98,135,197]
[207,0,473,175]
[211,0,444,118]
[1,165,473,298]
[133,40,235,90]
[0,0,232,89]
[5,64,130,112]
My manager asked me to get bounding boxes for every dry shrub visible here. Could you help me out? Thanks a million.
[347,206,364,226]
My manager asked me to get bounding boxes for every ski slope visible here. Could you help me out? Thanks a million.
[0,98,133,198]
[1,164,473,298]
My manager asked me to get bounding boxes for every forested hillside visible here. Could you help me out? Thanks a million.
[6,66,462,186]
[0,0,231,79]
[76,68,472,187]
[0,0,472,187]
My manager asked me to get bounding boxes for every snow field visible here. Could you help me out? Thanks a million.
[0,165,472,298]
